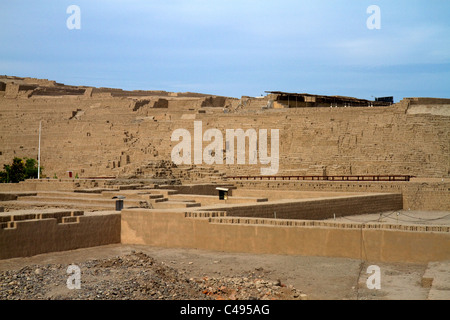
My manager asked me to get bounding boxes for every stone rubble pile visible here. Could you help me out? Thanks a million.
[0,252,305,300]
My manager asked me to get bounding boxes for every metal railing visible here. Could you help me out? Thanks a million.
[226,175,415,182]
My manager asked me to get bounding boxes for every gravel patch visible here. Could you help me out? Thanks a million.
[0,251,304,300]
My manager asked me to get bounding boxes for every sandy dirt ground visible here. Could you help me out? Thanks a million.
[1,243,447,300]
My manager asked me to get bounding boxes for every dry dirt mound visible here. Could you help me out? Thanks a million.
[0,251,303,300]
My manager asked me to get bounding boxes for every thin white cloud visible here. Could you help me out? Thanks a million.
[328,24,450,66]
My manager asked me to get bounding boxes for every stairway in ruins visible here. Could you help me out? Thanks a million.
[130,160,227,183]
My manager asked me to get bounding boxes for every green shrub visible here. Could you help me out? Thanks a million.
[0,157,42,183]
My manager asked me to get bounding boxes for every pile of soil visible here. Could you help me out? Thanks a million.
[0,251,303,300]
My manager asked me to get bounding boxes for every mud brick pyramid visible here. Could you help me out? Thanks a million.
[0,75,449,181]
[0,75,449,263]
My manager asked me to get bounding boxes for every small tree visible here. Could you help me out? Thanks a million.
[6,158,24,183]
[0,157,42,183]
[24,158,40,179]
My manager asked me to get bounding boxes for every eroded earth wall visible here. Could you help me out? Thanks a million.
[0,78,449,181]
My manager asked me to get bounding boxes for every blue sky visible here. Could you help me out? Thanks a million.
[1,1,449,101]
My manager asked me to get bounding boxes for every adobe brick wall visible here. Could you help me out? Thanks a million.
[232,188,365,200]
[0,94,448,181]
[232,181,450,211]
[0,211,121,259]
[199,193,403,220]
[0,179,112,192]
[121,208,450,263]
[0,180,77,192]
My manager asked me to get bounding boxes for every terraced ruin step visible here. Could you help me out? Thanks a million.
[3,189,210,210]
[148,194,165,199]
[1,200,115,210]
[167,198,197,203]
[73,188,120,194]
[153,201,201,209]
[149,197,168,203]
[19,196,116,206]
[16,195,149,208]
[146,189,179,196]
[100,190,160,200]
[37,191,110,198]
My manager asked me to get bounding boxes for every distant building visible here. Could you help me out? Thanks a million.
[375,96,394,104]
[265,91,393,108]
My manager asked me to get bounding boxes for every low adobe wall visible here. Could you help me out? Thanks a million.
[0,211,121,259]
[121,209,450,263]
[0,179,112,192]
[231,189,361,200]
[169,194,268,206]
[162,184,236,196]
[199,193,403,220]
[0,181,75,192]
[231,181,450,211]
